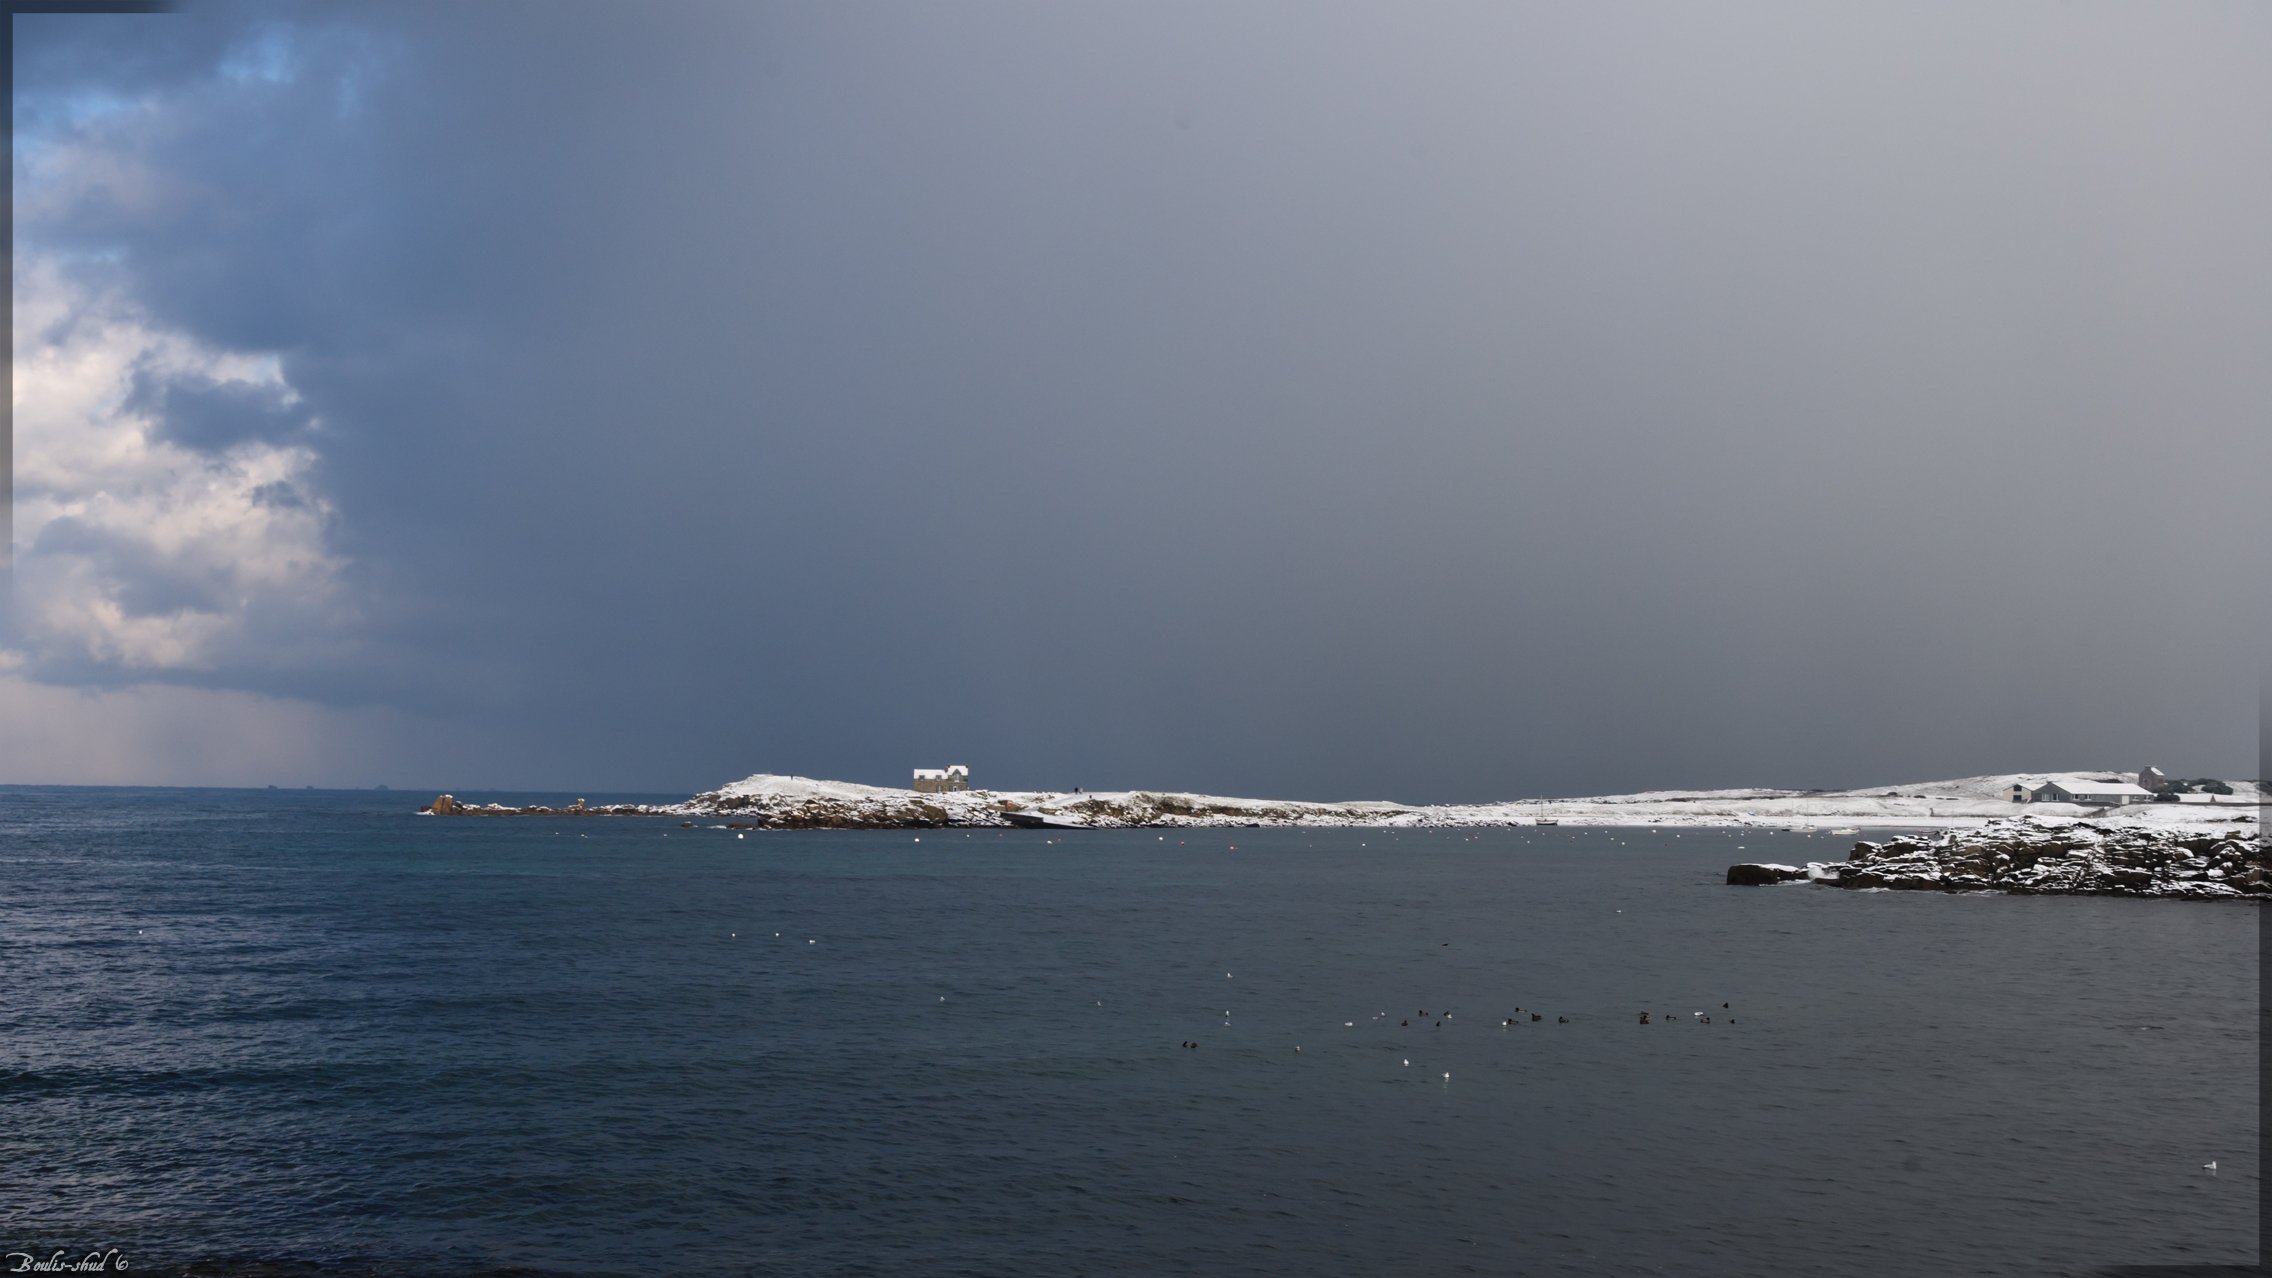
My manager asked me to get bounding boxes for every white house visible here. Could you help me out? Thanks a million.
[2027,775,2155,806]
[913,764,971,794]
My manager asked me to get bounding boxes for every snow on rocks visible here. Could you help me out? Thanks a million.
[1729,822,2267,900]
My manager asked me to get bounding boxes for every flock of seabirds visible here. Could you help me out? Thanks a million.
[1176,1002,1737,1054]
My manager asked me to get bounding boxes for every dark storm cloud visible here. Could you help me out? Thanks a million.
[124,362,314,450]
[12,1,2268,795]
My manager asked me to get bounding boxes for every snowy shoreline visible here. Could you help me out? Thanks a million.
[420,770,2262,834]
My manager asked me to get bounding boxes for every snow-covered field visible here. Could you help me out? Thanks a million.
[676,770,2264,832]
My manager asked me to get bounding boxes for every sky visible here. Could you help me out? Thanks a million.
[4,0,2266,802]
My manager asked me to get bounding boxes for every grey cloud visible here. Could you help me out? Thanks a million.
[8,1,2267,796]
[26,516,229,616]
[247,481,307,509]
[125,362,314,450]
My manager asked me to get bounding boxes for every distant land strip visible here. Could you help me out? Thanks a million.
[417,770,2265,834]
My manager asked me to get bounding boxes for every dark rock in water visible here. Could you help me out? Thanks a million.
[1726,863,1804,886]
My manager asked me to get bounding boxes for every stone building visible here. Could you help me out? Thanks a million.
[913,765,971,794]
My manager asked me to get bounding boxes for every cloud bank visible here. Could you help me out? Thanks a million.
[7,2,2266,797]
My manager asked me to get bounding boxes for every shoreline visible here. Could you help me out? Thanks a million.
[418,770,2263,835]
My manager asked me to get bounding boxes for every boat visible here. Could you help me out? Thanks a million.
[1829,827,1860,836]
[1534,817,1560,827]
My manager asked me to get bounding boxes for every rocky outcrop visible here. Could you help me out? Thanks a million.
[1730,823,2268,900]
[663,780,1420,830]
[1725,863,1805,885]
[421,794,661,817]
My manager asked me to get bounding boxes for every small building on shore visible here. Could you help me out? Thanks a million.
[913,765,970,794]
[2027,775,2155,806]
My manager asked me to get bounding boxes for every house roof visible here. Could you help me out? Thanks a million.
[2033,776,2154,797]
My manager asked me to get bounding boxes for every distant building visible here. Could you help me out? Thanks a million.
[2137,766,2170,793]
[913,765,970,794]
[2028,775,2155,806]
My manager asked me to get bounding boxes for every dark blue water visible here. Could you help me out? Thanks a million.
[0,787,2256,1276]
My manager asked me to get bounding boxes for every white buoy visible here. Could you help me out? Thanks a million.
[1402,1059,1409,1066]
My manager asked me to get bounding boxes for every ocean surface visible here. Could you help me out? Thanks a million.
[0,786,2257,1277]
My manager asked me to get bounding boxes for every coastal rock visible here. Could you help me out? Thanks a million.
[1726,863,1805,886]
[1780,823,2269,901]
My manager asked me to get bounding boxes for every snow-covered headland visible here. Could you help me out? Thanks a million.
[421,770,2262,834]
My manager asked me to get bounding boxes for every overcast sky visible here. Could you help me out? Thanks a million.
[4,1,2265,800]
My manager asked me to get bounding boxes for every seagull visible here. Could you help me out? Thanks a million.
[1402,1059,1410,1067]
[2205,1160,2218,1173]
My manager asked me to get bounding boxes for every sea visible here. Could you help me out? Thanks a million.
[0,786,2257,1277]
